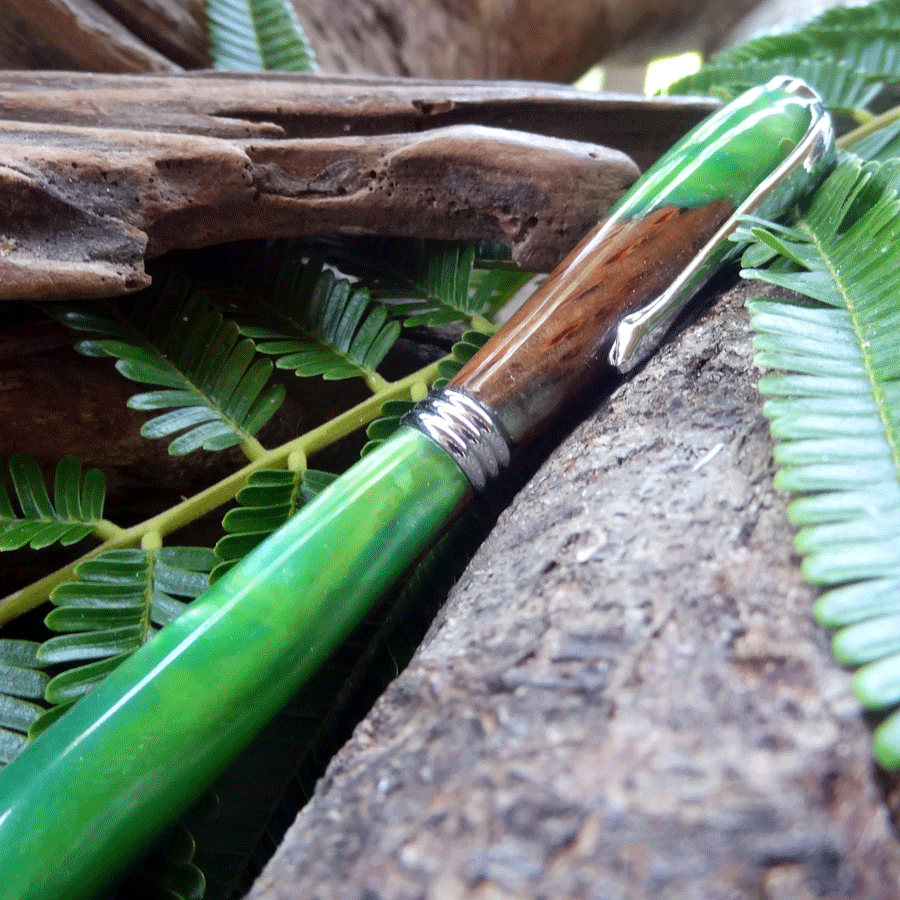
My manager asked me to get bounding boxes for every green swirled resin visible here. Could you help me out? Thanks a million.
[0,428,469,900]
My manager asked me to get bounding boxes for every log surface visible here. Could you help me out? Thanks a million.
[249,280,900,900]
[0,71,720,300]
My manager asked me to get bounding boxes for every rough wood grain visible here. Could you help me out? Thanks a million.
[0,71,721,301]
[248,281,900,900]
[0,71,718,167]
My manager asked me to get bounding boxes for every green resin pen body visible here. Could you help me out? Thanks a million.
[0,77,833,900]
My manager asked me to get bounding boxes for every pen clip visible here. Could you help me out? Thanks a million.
[610,76,835,374]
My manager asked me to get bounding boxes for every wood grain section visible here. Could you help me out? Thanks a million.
[451,201,734,444]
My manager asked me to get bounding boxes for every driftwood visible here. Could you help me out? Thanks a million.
[0,70,719,300]
[249,281,900,900]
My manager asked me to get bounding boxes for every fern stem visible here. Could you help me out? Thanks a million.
[0,528,145,626]
[470,315,498,334]
[0,360,443,626]
[255,361,441,462]
[92,519,125,541]
[364,372,392,394]
[837,103,900,150]
[239,437,268,462]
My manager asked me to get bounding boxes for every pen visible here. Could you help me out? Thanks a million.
[0,76,833,900]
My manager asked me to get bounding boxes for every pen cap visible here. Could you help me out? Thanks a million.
[449,77,834,446]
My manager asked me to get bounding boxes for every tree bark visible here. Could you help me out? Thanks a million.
[0,0,769,80]
[248,280,900,900]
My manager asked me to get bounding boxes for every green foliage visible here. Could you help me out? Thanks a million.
[669,0,900,159]
[212,468,337,581]
[0,456,105,550]
[0,547,216,771]
[671,0,900,98]
[52,276,286,456]
[230,252,401,387]
[382,243,531,328]
[205,0,316,72]
[115,823,206,900]
[739,154,900,768]
[315,238,533,328]
[673,57,880,111]
[0,640,48,765]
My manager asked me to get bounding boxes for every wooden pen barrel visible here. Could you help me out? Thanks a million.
[450,199,733,444]
[451,76,829,446]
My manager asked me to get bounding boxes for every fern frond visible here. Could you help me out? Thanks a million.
[36,547,217,710]
[671,57,880,112]
[232,254,401,390]
[118,822,206,900]
[52,276,285,457]
[0,640,48,768]
[360,331,491,455]
[375,242,529,328]
[212,468,336,581]
[741,155,900,768]
[0,455,105,551]
[669,0,900,119]
[206,0,317,72]
[310,238,531,329]
[432,330,492,389]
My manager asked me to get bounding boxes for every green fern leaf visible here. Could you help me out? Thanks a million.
[375,242,529,327]
[669,0,900,117]
[206,0,317,72]
[741,154,900,769]
[36,547,217,708]
[0,640,49,768]
[119,820,206,900]
[230,253,401,387]
[670,57,880,112]
[211,468,336,581]
[0,455,105,551]
[309,237,532,328]
[52,277,285,456]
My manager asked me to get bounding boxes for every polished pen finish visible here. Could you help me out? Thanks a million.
[0,77,833,900]
[450,76,833,445]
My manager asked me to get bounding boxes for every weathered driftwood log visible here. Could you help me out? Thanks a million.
[0,71,719,300]
[248,281,900,900]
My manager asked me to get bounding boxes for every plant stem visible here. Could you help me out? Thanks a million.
[837,103,900,150]
[0,361,441,626]
[92,520,125,541]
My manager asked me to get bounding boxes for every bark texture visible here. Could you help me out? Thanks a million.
[0,0,184,71]
[0,70,725,301]
[0,0,770,80]
[249,280,900,900]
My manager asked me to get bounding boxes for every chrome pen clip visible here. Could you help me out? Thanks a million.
[610,76,835,374]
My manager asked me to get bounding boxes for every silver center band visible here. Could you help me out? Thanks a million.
[403,388,511,492]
